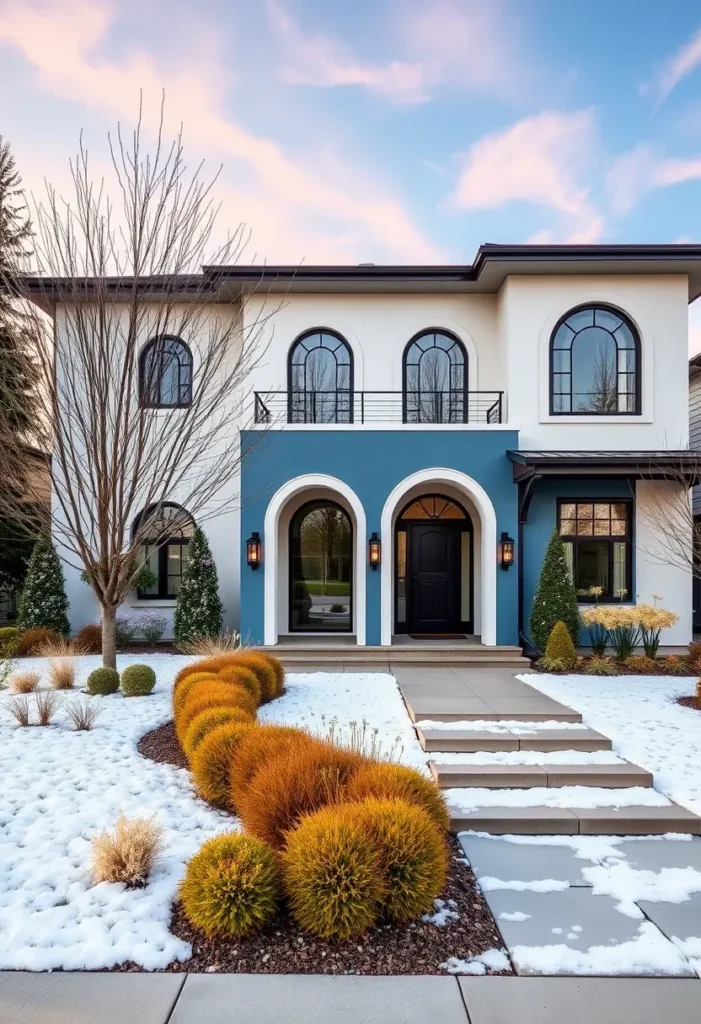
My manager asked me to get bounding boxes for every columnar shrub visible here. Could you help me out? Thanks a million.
[529,529,579,652]
[173,527,222,645]
[86,666,120,695]
[283,806,385,939]
[191,722,254,807]
[17,536,70,636]
[121,663,156,697]
[229,725,318,810]
[182,706,253,761]
[345,762,451,833]
[343,798,448,922]
[180,833,280,938]
[543,620,577,669]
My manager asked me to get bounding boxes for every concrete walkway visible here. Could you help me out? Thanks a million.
[2,972,701,1024]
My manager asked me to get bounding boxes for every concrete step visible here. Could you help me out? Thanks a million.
[417,726,613,753]
[431,761,653,789]
[264,644,530,667]
[405,702,583,724]
[451,803,701,836]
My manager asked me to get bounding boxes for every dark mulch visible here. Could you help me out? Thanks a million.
[137,721,188,769]
[134,723,511,976]
[678,695,701,712]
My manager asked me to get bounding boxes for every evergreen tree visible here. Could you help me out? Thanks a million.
[529,530,580,651]
[174,527,223,643]
[17,535,70,635]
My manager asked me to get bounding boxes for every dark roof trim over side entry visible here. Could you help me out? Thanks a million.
[508,449,701,484]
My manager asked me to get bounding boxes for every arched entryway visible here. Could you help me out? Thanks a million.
[394,495,473,636]
[289,500,353,632]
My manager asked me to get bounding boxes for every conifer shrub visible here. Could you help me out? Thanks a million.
[86,666,120,695]
[191,723,254,807]
[343,797,448,922]
[183,707,253,761]
[173,527,223,644]
[216,665,262,706]
[17,535,70,636]
[15,627,59,656]
[229,725,318,810]
[121,663,156,697]
[345,762,451,834]
[176,684,257,744]
[75,623,102,654]
[529,529,580,652]
[237,742,363,849]
[180,833,280,939]
[0,626,18,655]
[282,806,385,939]
[226,652,278,703]
[544,620,577,669]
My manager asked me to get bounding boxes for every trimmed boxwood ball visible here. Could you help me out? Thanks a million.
[282,805,386,939]
[86,666,120,695]
[229,725,318,811]
[183,707,254,761]
[343,797,448,922]
[191,722,255,807]
[345,762,451,834]
[121,663,156,697]
[180,832,280,939]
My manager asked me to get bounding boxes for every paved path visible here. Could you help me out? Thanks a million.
[2,972,701,1024]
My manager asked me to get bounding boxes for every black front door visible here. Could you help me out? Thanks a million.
[408,523,460,634]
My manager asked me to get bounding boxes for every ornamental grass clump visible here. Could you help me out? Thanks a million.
[542,620,577,670]
[191,722,255,808]
[74,623,102,654]
[636,603,679,659]
[15,627,60,656]
[237,741,363,849]
[10,670,39,693]
[182,706,253,761]
[121,663,156,697]
[283,806,385,939]
[172,671,221,717]
[342,797,448,922]
[49,657,75,690]
[216,665,262,706]
[229,724,317,810]
[176,683,257,744]
[91,813,163,887]
[583,656,617,676]
[226,652,279,703]
[344,762,451,834]
[35,689,59,726]
[86,666,120,695]
[180,833,280,939]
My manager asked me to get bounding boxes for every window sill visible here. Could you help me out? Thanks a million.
[540,414,651,425]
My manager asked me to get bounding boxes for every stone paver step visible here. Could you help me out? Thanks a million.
[403,697,583,724]
[451,802,701,835]
[417,726,612,753]
[431,761,653,789]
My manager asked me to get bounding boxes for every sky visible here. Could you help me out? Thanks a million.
[3,0,701,349]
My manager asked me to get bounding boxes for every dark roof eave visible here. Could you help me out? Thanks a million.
[508,449,701,483]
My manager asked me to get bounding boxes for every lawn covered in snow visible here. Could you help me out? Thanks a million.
[522,673,701,817]
[0,657,425,971]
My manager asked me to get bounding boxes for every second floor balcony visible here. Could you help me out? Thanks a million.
[253,389,505,425]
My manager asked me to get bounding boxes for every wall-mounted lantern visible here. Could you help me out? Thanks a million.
[246,531,262,570]
[499,531,514,571]
[368,532,381,570]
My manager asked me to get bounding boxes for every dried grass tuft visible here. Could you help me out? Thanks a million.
[49,658,75,690]
[91,814,163,887]
[65,699,102,731]
[36,636,86,658]
[10,670,40,693]
[35,689,59,726]
[6,695,31,726]
[176,631,241,656]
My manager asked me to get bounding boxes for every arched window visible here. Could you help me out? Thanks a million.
[403,330,468,423]
[550,305,640,415]
[139,336,193,408]
[288,329,353,423]
[133,502,195,598]
[289,500,352,632]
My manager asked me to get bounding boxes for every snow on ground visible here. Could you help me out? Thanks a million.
[441,948,510,974]
[445,785,670,815]
[0,659,424,971]
[432,749,623,765]
[415,718,588,732]
[522,674,701,817]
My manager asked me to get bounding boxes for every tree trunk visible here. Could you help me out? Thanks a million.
[101,604,117,670]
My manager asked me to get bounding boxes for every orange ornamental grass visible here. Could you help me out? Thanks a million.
[191,722,255,808]
[229,725,318,811]
[237,741,363,849]
[182,706,253,761]
[173,653,260,690]
[345,762,451,834]
[172,672,222,717]
[216,666,262,706]
[223,653,279,703]
[176,684,257,744]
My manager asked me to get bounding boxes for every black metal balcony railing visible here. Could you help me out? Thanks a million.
[253,390,505,425]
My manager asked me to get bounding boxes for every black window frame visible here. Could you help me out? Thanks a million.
[288,498,353,633]
[557,498,633,603]
[139,335,193,409]
[287,328,354,424]
[133,502,194,600]
[402,328,468,424]
[549,304,641,417]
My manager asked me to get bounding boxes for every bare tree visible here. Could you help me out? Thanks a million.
[0,100,279,667]
[583,343,618,413]
[631,456,701,579]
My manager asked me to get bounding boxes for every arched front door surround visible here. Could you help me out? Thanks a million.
[380,468,497,646]
[263,474,367,645]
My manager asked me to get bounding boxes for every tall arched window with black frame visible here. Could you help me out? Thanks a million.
[139,336,193,408]
[288,330,353,423]
[134,503,195,598]
[403,330,468,423]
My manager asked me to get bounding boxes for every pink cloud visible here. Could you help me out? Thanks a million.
[642,25,701,103]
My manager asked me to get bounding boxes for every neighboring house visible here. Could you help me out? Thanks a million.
[689,353,701,632]
[36,244,701,648]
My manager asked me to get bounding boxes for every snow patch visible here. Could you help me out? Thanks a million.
[479,877,569,893]
[446,786,669,814]
[422,898,459,927]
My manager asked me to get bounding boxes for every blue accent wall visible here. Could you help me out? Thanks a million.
[240,429,520,646]
[522,477,637,645]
